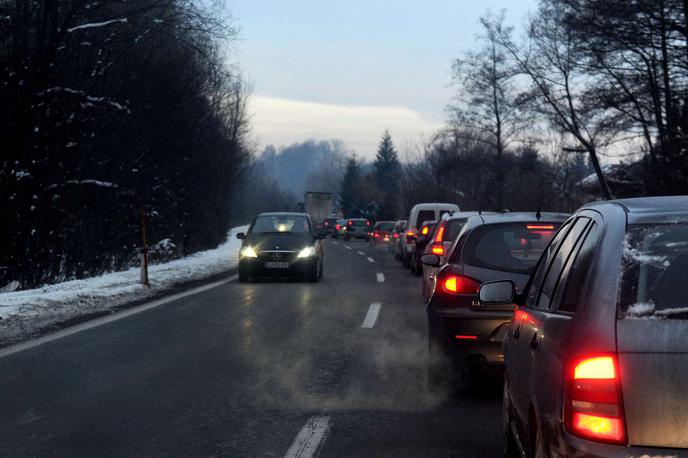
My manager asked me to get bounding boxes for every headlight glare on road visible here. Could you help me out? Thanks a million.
[240,246,258,258]
[297,246,316,258]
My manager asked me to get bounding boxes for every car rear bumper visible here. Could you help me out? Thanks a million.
[551,429,688,457]
[427,299,512,370]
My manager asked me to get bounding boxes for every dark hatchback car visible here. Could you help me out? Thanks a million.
[371,220,395,245]
[236,212,324,282]
[423,212,568,386]
[480,197,688,457]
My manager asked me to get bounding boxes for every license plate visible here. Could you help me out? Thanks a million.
[265,262,289,269]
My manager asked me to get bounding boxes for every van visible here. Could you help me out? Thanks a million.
[403,203,460,267]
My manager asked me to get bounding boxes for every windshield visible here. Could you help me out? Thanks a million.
[619,223,688,319]
[462,223,560,274]
[251,215,310,234]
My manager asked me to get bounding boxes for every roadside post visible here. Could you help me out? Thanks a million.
[139,207,149,286]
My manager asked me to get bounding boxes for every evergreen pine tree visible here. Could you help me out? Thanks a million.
[373,130,402,219]
[340,156,361,216]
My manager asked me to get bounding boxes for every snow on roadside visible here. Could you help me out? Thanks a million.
[0,225,248,344]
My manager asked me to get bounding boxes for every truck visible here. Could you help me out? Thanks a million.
[303,191,334,231]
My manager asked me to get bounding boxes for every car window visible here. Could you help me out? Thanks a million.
[375,222,395,231]
[524,220,572,308]
[416,210,435,229]
[463,222,561,275]
[551,223,600,313]
[350,220,367,226]
[619,223,688,319]
[251,215,310,234]
[536,217,590,310]
[444,219,468,241]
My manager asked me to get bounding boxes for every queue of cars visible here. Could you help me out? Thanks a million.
[389,197,688,457]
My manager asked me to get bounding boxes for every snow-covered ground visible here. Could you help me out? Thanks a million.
[0,225,248,345]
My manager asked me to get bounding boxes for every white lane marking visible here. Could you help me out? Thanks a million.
[345,246,352,251]
[284,416,331,458]
[367,257,375,263]
[361,302,381,328]
[0,275,238,359]
[376,273,385,283]
[357,251,365,256]
[332,241,338,245]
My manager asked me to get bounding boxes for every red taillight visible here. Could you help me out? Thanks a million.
[406,231,414,237]
[565,355,626,444]
[434,225,445,243]
[455,335,478,340]
[431,244,444,255]
[335,224,341,230]
[348,220,353,226]
[421,226,429,235]
[366,221,370,226]
[527,224,555,230]
[374,232,380,238]
[393,233,399,239]
[441,274,480,295]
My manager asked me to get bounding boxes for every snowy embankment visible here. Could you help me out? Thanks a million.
[0,225,248,345]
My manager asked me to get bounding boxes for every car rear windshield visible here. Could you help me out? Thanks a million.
[619,223,688,319]
[444,219,468,241]
[350,220,367,226]
[375,222,395,231]
[252,215,310,234]
[417,210,435,229]
[462,222,560,274]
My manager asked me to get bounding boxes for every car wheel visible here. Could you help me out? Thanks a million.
[503,381,519,458]
[308,263,319,282]
[318,259,324,278]
[238,270,249,283]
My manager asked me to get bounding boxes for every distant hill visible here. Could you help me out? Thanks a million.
[259,140,350,198]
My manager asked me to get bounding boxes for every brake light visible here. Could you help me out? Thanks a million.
[421,226,429,235]
[431,244,444,255]
[455,335,478,340]
[393,233,399,239]
[565,355,626,444]
[348,220,353,226]
[441,274,480,295]
[335,224,341,230]
[366,221,370,226]
[374,232,379,238]
[527,224,555,230]
[406,231,414,237]
[434,225,445,243]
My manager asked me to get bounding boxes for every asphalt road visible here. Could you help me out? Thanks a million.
[0,239,502,457]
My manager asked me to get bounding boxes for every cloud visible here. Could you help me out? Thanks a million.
[249,95,443,158]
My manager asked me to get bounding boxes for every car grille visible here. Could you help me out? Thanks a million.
[258,250,297,262]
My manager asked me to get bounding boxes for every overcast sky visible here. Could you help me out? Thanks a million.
[227,0,537,159]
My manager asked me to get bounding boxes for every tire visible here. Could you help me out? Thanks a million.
[238,269,249,283]
[414,260,423,277]
[318,259,324,278]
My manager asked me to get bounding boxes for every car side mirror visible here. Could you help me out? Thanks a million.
[421,253,440,267]
[479,280,515,304]
[236,232,246,240]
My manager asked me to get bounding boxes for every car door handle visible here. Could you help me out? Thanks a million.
[530,332,539,350]
[512,325,520,340]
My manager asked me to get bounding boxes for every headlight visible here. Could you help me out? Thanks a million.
[297,246,316,258]
[240,246,258,258]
